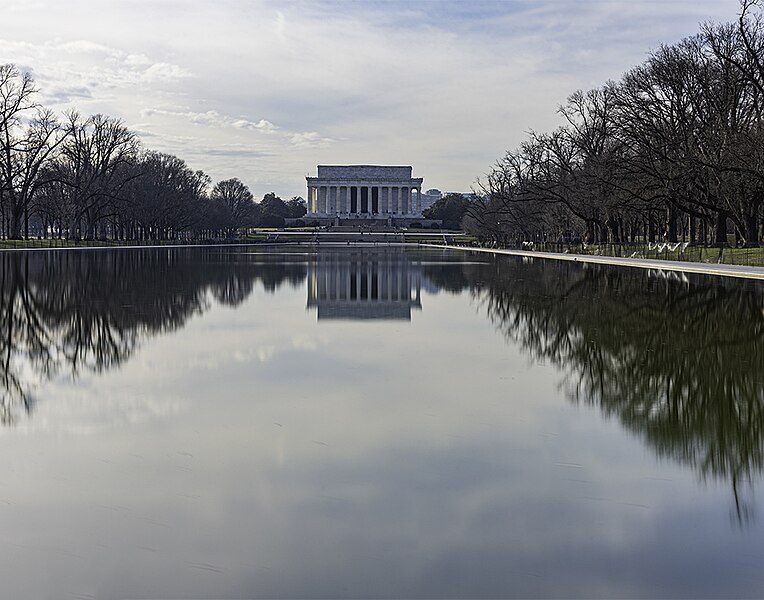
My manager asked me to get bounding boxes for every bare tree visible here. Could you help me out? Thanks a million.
[0,65,65,239]
[53,111,140,240]
[210,177,257,235]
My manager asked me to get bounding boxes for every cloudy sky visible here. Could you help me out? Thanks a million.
[2,0,738,199]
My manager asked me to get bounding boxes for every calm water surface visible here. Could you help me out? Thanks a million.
[1,246,763,598]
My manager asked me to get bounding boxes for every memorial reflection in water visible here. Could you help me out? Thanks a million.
[307,248,422,320]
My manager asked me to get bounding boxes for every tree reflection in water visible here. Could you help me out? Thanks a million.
[460,255,764,525]
[0,248,306,425]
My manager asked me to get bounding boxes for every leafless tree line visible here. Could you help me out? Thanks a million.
[0,64,303,241]
[468,1,764,248]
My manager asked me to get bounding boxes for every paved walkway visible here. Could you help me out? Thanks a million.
[431,245,764,281]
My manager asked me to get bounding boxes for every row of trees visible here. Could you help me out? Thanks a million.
[466,1,764,248]
[0,64,304,240]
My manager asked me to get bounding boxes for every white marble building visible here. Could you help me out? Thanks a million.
[306,165,424,219]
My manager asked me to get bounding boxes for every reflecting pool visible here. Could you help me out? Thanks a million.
[1,246,763,598]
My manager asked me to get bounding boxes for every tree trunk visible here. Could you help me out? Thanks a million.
[745,213,760,247]
[667,205,678,243]
[689,216,696,245]
[715,212,728,247]
[8,207,23,240]
[85,215,97,240]
[606,218,616,243]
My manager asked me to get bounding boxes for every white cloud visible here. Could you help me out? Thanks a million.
[55,39,118,55]
[142,62,193,81]
[290,131,337,149]
[232,118,277,132]
[124,53,153,66]
[275,10,287,42]
[141,108,246,128]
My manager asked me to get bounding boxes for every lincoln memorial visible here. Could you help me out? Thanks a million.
[306,165,424,221]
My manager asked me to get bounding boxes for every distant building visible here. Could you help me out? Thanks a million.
[421,189,442,211]
[306,165,424,220]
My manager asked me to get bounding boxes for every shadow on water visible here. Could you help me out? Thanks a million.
[0,247,307,425]
[453,253,764,526]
